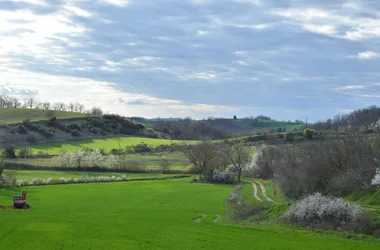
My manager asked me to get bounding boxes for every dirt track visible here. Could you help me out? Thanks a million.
[252,182,262,201]
[255,182,276,203]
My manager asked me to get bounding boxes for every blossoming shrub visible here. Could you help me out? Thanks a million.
[211,171,235,184]
[282,193,368,231]
[372,168,380,186]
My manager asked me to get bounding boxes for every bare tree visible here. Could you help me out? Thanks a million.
[159,158,171,173]
[75,102,85,113]
[53,102,67,111]
[24,97,36,109]
[68,102,75,112]
[184,140,218,181]
[225,140,250,182]
[41,101,51,110]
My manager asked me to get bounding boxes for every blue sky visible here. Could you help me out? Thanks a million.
[0,0,379,121]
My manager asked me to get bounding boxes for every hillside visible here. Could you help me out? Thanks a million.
[0,113,164,147]
[0,108,87,125]
[145,116,304,139]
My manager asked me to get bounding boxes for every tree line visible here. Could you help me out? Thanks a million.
[313,105,380,132]
[0,94,103,115]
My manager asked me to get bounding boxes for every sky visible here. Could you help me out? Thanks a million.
[0,0,380,122]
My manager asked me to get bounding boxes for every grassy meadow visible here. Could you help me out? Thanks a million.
[0,108,87,125]
[5,170,187,182]
[1,179,379,250]
[28,137,199,155]
[9,151,192,171]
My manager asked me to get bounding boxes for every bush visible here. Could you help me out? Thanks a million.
[68,124,81,130]
[18,149,28,158]
[2,146,16,158]
[372,168,380,186]
[211,171,235,184]
[26,135,37,143]
[282,193,363,230]
[304,128,316,139]
[16,125,28,134]
[71,130,81,137]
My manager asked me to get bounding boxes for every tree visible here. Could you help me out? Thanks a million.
[53,102,67,111]
[159,158,171,173]
[2,146,16,159]
[24,97,37,109]
[90,107,103,116]
[184,140,218,181]
[225,140,250,182]
[41,101,51,110]
[233,115,237,120]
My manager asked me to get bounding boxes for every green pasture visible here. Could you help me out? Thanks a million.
[0,108,86,125]
[29,137,199,155]
[8,151,192,170]
[1,179,379,249]
[5,170,187,182]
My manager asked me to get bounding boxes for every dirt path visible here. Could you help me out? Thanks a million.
[252,182,263,201]
[255,181,276,203]
[213,214,222,223]
[193,214,207,223]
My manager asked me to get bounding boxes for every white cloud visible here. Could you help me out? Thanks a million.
[272,8,380,40]
[236,61,249,66]
[303,24,337,35]
[197,30,210,36]
[0,7,89,67]
[64,5,92,18]
[7,0,47,6]
[101,0,131,7]
[0,67,239,118]
[334,85,366,90]
[349,51,379,59]
[233,0,261,6]
[342,2,361,10]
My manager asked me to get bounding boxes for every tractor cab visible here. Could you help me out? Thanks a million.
[13,195,22,201]
[13,190,29,209]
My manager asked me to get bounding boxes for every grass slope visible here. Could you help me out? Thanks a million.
[0,108,87,125]
[7,152,192,170]
[1,180,379,249]
[5,170,186,182]
[30,137,198,155]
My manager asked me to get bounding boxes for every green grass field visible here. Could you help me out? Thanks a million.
[29,137,199,155]
[5,170,187,182]
[0,108,87,125]
[1,179,379,249]
[8,152,192,170]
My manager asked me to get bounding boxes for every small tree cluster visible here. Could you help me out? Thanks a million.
[251,135,379,199]
[184,140,250,182]
[52,150,103,168]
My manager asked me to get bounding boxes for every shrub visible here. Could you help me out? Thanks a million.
[31,178,40,185]
[68,124,81,130]
[304,128,316,139]
[71,130,81,137]
[16,125,28,134]
[2,146,16,158]
[211,171,235,184]
[26,135,37,143]
[282,193,363,230]
[18,149,28,158]
[371,168,380,186]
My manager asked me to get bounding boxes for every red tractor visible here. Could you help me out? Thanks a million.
[13,190,30,209]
